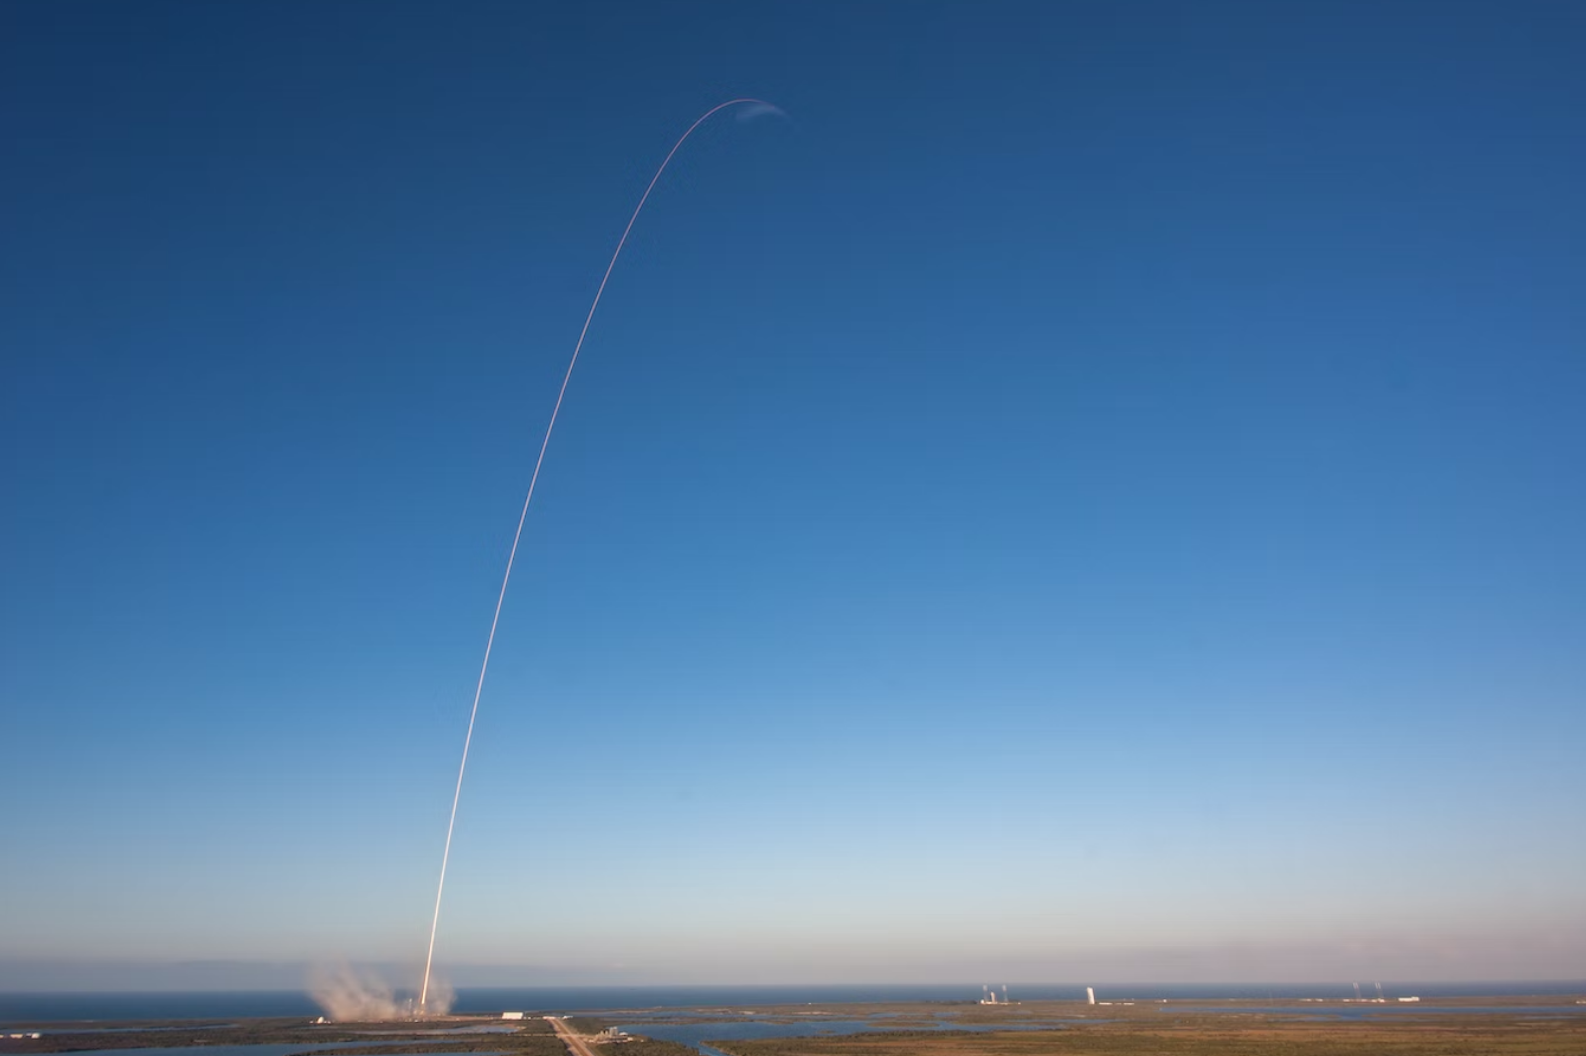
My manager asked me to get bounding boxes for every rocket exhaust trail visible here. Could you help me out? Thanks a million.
[418,98,780,1013]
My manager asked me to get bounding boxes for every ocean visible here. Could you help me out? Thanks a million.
[3,982,1584,1023]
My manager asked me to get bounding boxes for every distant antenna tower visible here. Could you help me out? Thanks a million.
[1002,985,1008,1001]
[1352,983,1362,1001]
[1375,982,1384,1001]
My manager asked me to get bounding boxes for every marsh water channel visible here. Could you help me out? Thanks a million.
[615,1015,1087,1056]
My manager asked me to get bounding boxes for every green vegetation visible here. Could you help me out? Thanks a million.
[609,1040,698,1056]
[707,1015,1586,1056]
[0,1017,558,1056]
[561,1019,609,1037]
[3,1001,1583,1056]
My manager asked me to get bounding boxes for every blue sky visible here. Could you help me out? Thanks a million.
[2,2,1583,988]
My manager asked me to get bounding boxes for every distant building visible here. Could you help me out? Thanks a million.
[1398,997,1420,1003]
[1087,987,1096,1006]
[502,1012,525,1020]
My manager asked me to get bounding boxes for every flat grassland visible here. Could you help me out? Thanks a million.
[0,1018,563,1056]
[3,999,1584,1056]
[701,1001,1586,1056]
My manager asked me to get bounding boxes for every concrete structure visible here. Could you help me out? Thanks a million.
[1087,987,1096,1005]
[502,1012,525,1020]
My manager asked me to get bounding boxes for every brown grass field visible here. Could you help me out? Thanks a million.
[3,999,1583,1056]
[702,1002,1586,1056]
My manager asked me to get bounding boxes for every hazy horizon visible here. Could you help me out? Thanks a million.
[7,925,1586,991]
[5,968,1585,994]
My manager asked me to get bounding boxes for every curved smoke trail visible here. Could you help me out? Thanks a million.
[419,98,781,1012]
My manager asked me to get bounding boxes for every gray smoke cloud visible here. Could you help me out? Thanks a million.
[309,964,453,1021]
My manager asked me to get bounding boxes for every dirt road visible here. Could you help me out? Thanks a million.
[547,1016,601,1056]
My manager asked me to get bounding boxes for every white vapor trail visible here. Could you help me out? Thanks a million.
[418,98,782,1013]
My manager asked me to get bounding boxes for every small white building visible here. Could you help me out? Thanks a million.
[502,1012,525,1020]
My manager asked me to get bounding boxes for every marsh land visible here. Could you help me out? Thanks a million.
[3,996,1584,1056]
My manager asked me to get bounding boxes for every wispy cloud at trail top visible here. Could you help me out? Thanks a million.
[735,101,786,122]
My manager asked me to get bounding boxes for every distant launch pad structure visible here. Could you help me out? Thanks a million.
[980,985,1012,1005]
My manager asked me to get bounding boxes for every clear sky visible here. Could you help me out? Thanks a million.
[2,1,1583,990]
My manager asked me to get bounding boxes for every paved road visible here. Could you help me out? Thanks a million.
[547,1016,600,1056]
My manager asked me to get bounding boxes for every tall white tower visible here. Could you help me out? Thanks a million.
[1086,987,1096,1005]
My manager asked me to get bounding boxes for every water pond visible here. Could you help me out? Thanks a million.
[23,1026,238,1036]
[619,1018,1076,1056]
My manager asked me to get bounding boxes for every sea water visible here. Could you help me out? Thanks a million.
[4,982,1584,1023]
